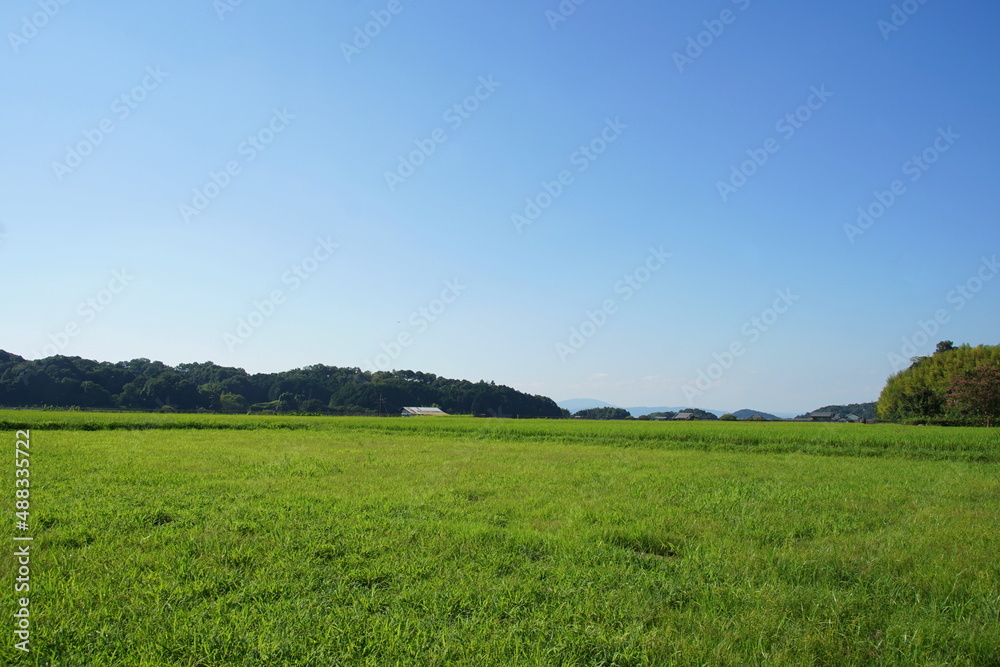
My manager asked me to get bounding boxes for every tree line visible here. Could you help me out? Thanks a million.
[0,351,564,418]
[877,342,1000,426]
[572,407,721,420]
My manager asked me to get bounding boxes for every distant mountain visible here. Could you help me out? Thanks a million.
[626,406,679,417]
[557,398,619,414]
[560,400,793,420]
[797,402,877,420]
[627,406,728,418]
[559,400,731,418]
[732,409,780,421]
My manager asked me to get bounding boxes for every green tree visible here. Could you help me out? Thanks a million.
[677,408,719,421]
[276,393,298,413]
[936,340,956,355]
[79,381,113,408]
[219,393,248,413]
[719,413,737,421]
[573,407,631,420]
[947,363,1000,427]
[878,343,1000,423]
[298,398,327,414]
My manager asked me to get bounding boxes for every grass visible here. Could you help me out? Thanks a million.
[2,410,998,462]
[2,411,999,665]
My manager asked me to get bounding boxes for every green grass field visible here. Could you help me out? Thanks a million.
[3,412,999,665]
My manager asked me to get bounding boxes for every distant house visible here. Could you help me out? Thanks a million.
[673,412,698,421]
[835,414,863,423]
[400,407,449,417]
[806,411,838,422]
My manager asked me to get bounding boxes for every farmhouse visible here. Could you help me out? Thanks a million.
[673,412,698,421]
[806,411,837,422]
[400,407,449,417]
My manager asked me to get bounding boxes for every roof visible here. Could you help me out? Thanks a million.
[809,412,837,418]
[401,407,449,416]
[673,412,697,420]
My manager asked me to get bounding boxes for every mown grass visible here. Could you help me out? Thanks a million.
[2,412,999,665]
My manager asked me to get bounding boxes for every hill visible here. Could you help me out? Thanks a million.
[796,402,878,420]
[0,351,563,418]
[732,409,780,421]
[557,398,618,414]
[625,406,726,418]
[559,401,728,418]
[671,407,719,420]
[572,407,631,420]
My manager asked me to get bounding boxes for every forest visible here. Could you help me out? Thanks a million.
[877,342,1000,425]
[0,350,565,418]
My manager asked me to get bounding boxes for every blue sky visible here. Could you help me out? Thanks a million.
[3,0,998,414]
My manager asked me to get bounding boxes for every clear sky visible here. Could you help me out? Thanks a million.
[3,1,998,414]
